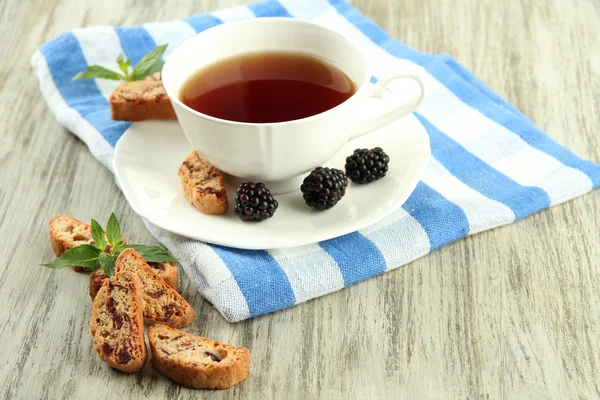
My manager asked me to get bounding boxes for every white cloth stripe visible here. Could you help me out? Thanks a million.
[72,27,124,101]
[360,207,430,271]
[144,20,197,59]
[269,244,344,304]
[30,51,114,170]
[491,146,593,206]
[422,158,516,234]
[211,5,256,22]
[309,6,592,205]
[278,0,330,20]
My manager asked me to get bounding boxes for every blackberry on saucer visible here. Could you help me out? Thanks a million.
[345,147,389,184]
[234,182,278,222]
[300,167,348,210]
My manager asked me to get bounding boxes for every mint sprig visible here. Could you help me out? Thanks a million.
[90,219,107,251]
[41,245,101,269]
[41,213,177,277]
[106,213,123,249]
[72,44,168,82]
[131,46,167,81]
[98,252,116,277]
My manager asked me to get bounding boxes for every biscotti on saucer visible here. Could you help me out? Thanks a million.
[177,151,228,215]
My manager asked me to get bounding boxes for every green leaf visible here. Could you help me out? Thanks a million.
[116,53,131,77]
[90,219,107,251]
[143,60,164,78]
[106,213,122,249]
[99,252,116,277]
[41,245,101,269]
[131,44,168,81]
[72,65,126,81]
[119,244,177,263]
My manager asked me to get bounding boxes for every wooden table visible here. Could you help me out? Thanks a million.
[1,0,599,398]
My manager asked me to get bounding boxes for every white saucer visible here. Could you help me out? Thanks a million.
[113,114,430,250]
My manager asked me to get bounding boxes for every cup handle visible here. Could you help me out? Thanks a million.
[350,67,426,140]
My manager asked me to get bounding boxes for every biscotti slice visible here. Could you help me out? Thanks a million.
[116,248,194,328]
[148,324,249,389]
[49,215,93,257]
[90,271,147,373]
[49,215,125,272]
[89,261,178,300]
[177,151,228,215]
[110,79,176,121]
[144,72,162,81]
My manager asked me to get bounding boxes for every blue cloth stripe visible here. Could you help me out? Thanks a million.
[211,246,296,317]
[319,232,386,286]
[402,183,470,251]
[39,32,130,147]
[415,113,551,220]
[248,0,293,17]
[183,14,222,33]
[114,27,157,65]
[328,0,600,189]
[421,59,600,189]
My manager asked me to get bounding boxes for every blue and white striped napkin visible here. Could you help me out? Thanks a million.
[32,0,600,322]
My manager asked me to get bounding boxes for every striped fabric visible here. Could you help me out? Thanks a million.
[32,0,600,322]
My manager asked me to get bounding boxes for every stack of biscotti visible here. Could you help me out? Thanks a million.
[88,248,249,389]
[109,72,176,121]
[48,214,249,389]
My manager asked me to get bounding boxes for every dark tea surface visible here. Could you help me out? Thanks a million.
[180,52,356,123]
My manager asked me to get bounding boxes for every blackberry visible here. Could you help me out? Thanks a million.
[300,167,348,210]
[345,147,389,184]
[234,182,278,222]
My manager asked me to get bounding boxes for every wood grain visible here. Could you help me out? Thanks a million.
[1,0,599,398]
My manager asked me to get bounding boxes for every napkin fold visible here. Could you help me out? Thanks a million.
[32,0,600,322]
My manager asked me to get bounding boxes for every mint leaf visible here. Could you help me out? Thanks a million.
[131,44,168,81]
[145,60,164,77]
[41,245,101,269]
[116,53,131,78]
[72,65,126,81]
[118,244,177,263]
[99,252,116,277]
[90,219,107,251]
[106,213,122,249]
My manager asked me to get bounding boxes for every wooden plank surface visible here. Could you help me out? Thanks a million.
[1,0,599,398]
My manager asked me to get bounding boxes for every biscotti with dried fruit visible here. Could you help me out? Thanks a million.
[90,270,147,373]
[177,151,228,215]
[148,324,249,389]
[109,75,176,121]
[89,261,178,300]
[49,214,125,272]
[115,248,194,328]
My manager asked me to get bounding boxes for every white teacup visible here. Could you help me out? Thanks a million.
[162,17,425,193]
